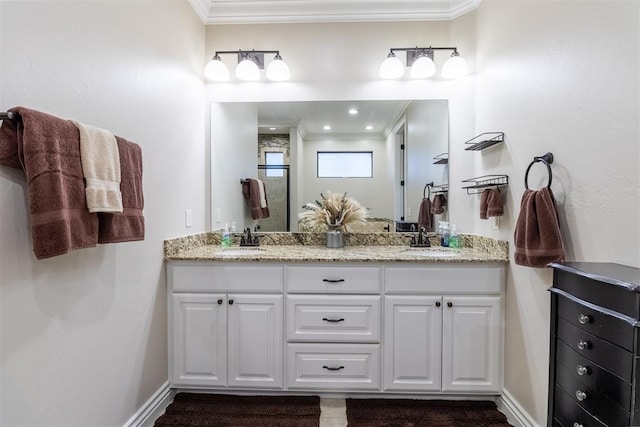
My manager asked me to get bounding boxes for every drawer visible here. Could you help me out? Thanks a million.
[287,266,381,294]
[169,262,284,293]
[557,318,632,380]
[384,265,504,294]
[555,361,629,426]
[553,384,606,427]
[555,340,631,410]
[287,295,381,342]
[286,343,380,390]
[558,295,634,351]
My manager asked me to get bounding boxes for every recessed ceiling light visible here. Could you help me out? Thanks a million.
[366,125,373,130]
[348,108,359,115]
[323,125,332,130]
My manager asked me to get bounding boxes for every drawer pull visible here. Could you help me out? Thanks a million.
[322,365,345,371]
[576,365,590,376]
[577,340,591,350]
[573,423,584,427]
[578,314,591,324]
[322,278,345,283]
[575,390,587,401]
[322,317,345,323]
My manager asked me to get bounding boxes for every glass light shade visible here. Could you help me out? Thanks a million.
[379,53,404,79]
[204,57,229,81]
[266,56,290,81]
[441,54,469,79]
[410,55,436,79]
[235,58,260,81]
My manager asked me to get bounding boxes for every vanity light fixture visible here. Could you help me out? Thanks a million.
[204,49,291,82]
[379,47,468,80]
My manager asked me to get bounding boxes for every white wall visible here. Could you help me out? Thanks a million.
[210,103,258,230]
[301,137,392,219]
[0,1,205,425]
[466,1,640,424]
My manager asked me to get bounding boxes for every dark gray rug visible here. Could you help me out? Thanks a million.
[154,393,321,427]
[346,398,513,427]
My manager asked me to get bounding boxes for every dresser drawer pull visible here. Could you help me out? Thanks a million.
[573,423,584,427]
[322,317,345,323]
[575,390,587,401]
[577,340,591,350]
[578,314,591,324]
[576,365,590,376]
[322,365,345,371]
[322,278,345,283]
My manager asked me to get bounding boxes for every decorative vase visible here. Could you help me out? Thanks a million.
[326,225,345,248]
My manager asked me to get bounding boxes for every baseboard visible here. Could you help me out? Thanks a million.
[123,382,175,427]
[496,389,537,427]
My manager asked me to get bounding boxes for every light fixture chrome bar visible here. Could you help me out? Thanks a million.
[213,49,282,70]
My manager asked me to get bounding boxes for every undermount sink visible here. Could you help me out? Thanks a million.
[403,248,460,258]
[215,247,266,256]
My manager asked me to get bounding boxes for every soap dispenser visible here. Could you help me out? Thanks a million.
[221,223,231,247]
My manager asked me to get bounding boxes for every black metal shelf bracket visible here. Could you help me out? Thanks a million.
[433,152,448,164]
[461,174,509,195]
[463,132,505,151]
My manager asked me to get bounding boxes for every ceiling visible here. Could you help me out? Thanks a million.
[256,100,410,140]
[188,0,482,25]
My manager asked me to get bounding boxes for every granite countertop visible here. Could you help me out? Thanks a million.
[164,232,509,264]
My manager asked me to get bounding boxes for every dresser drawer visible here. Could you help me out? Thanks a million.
[555,340,631,410]
[286,266,381,294]
[287,295,381,342]
[286,343,380,390]
[557,318,632,380]
[169,262,284,293]
[553,384,606,427]
[556,361,629,426]
[557,295,634,351]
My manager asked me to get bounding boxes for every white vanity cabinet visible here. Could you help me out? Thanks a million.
[168,262,284,389]
[384,265,504,394]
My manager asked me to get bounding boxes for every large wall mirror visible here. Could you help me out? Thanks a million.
[211,100,449,233]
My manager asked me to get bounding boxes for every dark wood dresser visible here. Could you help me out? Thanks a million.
[548,262,640,427]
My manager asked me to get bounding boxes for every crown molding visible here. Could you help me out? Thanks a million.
[189,0,482,25]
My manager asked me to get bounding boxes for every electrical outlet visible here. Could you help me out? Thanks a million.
[493,216,500,230]
[408,207,413,217]
[216,208,221,223]
[185,209,192,228]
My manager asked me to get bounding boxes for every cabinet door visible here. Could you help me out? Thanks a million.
[171,293,227,387]
[384,296,442,391]
[442,296,501,392]
[227,294,284,388]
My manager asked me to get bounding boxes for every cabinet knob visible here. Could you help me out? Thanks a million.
[576,365,590,376]
[228,299,234,305]
[578,314,591,324]
[573,423,584,427]
[447,302,453,308]
[217,299,223,305]
[575,390,587,401]
[577,340,591,350]
[435,301,441,307]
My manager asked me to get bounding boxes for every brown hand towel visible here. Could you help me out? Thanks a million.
[431,194,447,214]
[487,188,504,217]
[242,178,269,219]
[0,107,98,259]
[480,189,490,219]
[417,197,433,231]
[514,187,565,268]
[97,136,144,243]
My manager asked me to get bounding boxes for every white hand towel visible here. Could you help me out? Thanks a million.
[71,120,123,213]
[257,179,268,208]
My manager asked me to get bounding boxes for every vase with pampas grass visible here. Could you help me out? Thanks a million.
[298,191,368,248]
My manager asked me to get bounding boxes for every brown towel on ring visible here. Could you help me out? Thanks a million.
[0,107,98,259]
[97,136,144,243]
[417,197,433,231]
[431,194,447,214]
[242,178,269,219]
[514,187,565,268]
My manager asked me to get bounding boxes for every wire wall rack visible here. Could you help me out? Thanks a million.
[433,153,448,164]
[463,132,504,151]
[461,175,509,195]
